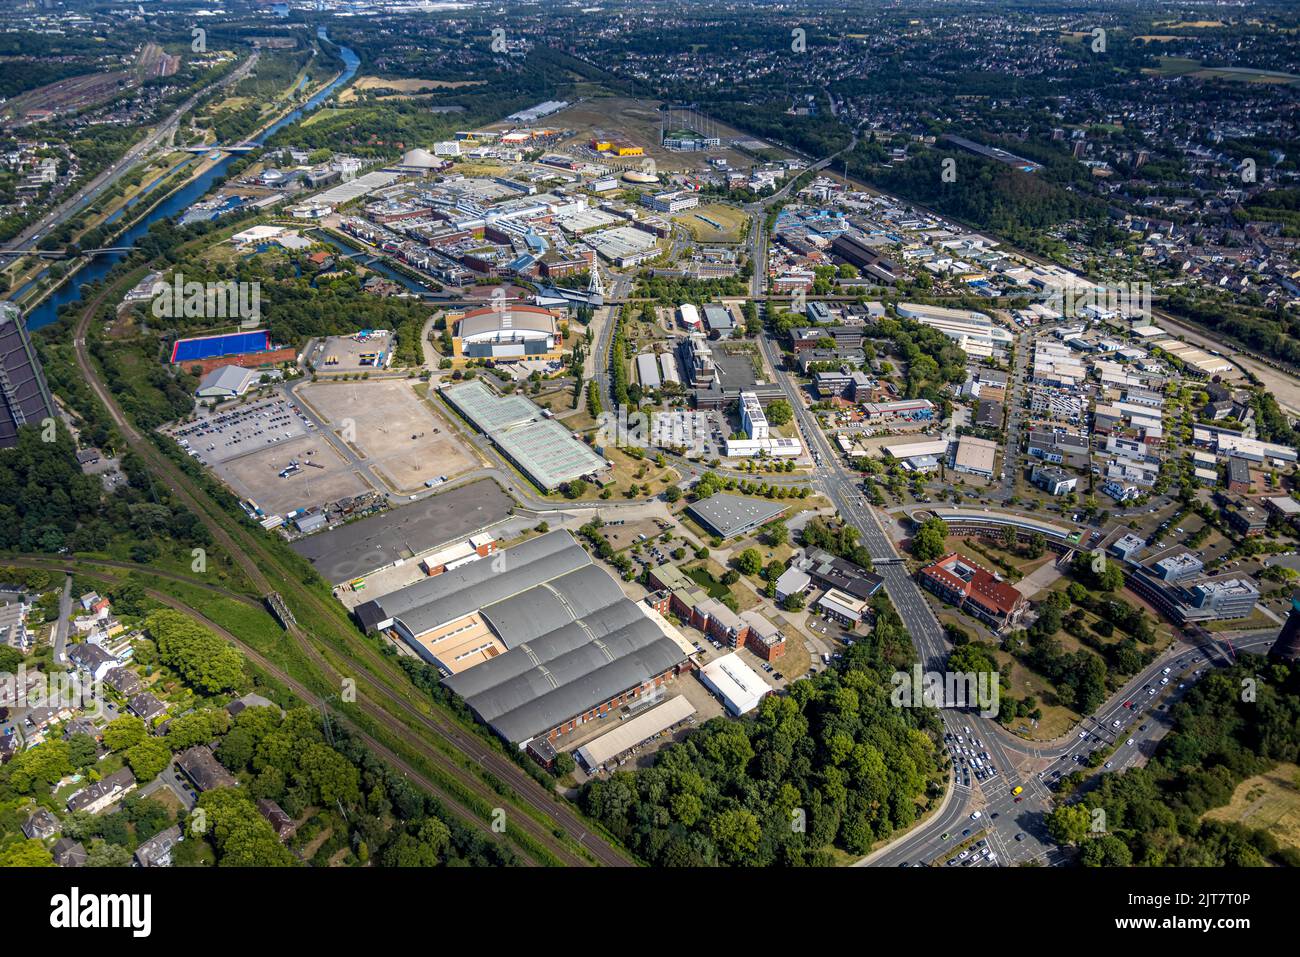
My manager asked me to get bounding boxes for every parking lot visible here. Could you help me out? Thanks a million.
[163,397,374,517]
[650,408,730,457]
[165,396,313,466]
[217,434,368,517]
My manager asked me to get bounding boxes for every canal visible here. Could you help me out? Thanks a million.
[23,28,358,331]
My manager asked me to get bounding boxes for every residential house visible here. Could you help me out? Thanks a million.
[52,838,87,867]
[134,825,183,867]
[67,768,136,815]
[175,745,238,793]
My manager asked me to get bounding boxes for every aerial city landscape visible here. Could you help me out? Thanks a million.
[0,0,1296,902]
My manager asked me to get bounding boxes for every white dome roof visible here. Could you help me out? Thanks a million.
[402,148,439,168]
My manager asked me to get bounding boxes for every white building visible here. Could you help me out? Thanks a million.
[896,302,1014,350]
[195,365,260,400]
[678,303,702,331]
[740,392,769,440]
[699,653,768,715]
[642,190,699,214]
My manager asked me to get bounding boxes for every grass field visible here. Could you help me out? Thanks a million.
[1205,762,1300,851]
[1145,57,1299,83]
[338,76,485,103]
[673,203,750,244]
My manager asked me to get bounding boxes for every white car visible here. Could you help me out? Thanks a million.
[970,811,982,820]
[1112,719,1121,728]
[1126,738,1135,746]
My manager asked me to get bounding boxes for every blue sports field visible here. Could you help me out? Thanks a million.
[171,330,270,364]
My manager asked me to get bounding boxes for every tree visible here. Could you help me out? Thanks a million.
[1080,833,1134,867]
[765,400,794,427]
[0,839,55,867]
[145,610,246,694]
[103,716,147,752]
[1046,804,1093,846]
[783,592,806,612]
[125,738,171,783]
[194,788,295,866]
[66,732,100,769]
[1001,525,1018,552]
[85,840,133,867]
[166,710,231,751]
[734,548,763,576]
[216,726,257,771]
[766,521,788,546]
[910,517,949,563]
[553,752,577,776]
[711,809,762,864]
[7,739,72,793]
[665,486,682,503]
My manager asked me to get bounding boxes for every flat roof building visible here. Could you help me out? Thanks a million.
[699,652,768,715]
[1188,578,1259,619]
[952,435,997,477]
[574,696,696,771]
[686,494,787,539]
[637,353,662,389]
[740,392,769,440]
[816,588,869,625]
[442,380,608,491]
[1153,552,1204,583]
[774,566,811,602]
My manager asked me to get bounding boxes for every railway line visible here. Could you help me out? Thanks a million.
[5,557,542,864]
[67,278,632,868]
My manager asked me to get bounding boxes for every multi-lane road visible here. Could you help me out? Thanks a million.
[1,52,260,265]
[748,271,1284,867]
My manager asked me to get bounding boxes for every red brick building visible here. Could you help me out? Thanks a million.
[918,553,1026,632]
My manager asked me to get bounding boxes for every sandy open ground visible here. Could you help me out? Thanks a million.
[298,378,478,493]
[214,433,367,516]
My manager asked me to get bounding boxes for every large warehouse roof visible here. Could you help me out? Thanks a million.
[442,379,541,433]
[493,418,607,491]
[458,304,558,341]
[441,380,607,490]
[355,530,590,638]
[357,530,693,744]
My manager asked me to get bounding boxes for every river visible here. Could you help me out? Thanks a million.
[25,28,358,331]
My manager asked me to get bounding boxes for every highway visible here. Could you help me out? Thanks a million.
[1,52,261,264]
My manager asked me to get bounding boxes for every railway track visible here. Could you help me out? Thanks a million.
[67,278,631,867]
[9,557,541,865]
